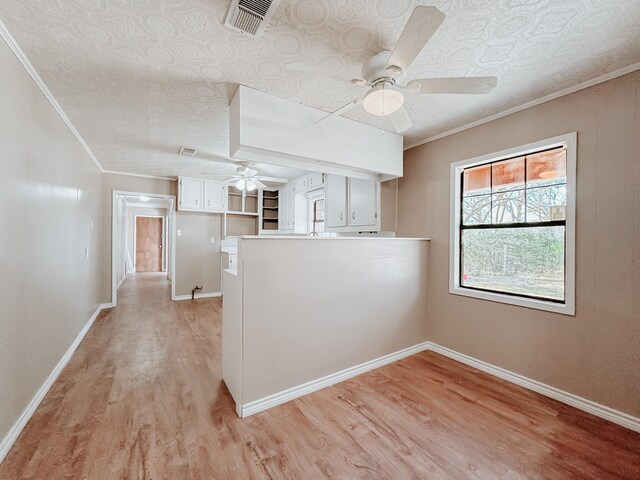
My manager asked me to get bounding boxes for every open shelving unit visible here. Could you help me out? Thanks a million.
[224,185,259,237]
[261,189,279,232]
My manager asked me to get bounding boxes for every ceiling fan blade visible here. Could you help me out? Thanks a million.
[285,62,366,85]
[386,6,445,74]
[389,105,413,134]
[411,77,498,94]
[315,98,362,126]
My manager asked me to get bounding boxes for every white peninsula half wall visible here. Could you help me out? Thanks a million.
[222,236,430,417]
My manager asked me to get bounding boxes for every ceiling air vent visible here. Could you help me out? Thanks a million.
[224,0,283,39]
[178,146,198,157]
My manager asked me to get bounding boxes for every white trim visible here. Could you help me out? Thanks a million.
[172,291,222,301]
[427,343,640,433]
[240,341,430,417]
[0,19,103,172]
[449,132,576,316]
[405,63,640,150]
[102,170,176,181]
[0,303,112,464]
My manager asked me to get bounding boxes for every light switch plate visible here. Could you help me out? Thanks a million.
[210,237,215,244]
[177,230,182,237]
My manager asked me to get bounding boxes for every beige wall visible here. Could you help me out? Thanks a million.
[175,212,223,296]
[0,38,103,446]
[398,71,640,416]
[380,178,398,232]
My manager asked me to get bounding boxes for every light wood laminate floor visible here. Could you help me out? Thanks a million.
[1,273,638,479]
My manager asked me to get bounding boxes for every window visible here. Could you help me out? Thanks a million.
[450,133,576,315]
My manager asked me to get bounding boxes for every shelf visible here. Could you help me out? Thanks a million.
[229,192,258,198]
[262,206,278,210]
[226,211,259,217]
[262,218,278,222]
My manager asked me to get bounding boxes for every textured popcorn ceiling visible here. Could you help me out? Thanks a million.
[1,0,639,179]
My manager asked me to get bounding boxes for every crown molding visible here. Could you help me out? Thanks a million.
[102,170,177,181]
[404,62,640,151]
[0,18,104,172]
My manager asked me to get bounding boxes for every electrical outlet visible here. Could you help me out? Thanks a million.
[177,230,182,237]
[210,237,215,244]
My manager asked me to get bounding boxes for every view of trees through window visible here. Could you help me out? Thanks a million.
[460,147,567,301]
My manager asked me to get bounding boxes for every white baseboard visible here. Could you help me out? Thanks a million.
[0,303,111,464]
[426,342,640,433]
[172,291,222,302]
[240,341,430,417]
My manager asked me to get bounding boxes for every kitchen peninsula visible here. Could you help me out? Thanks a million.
[222,236,430,417]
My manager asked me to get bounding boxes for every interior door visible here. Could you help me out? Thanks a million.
[136,217,163,272]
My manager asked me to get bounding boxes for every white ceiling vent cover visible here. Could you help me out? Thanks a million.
[224,0,283,39]
[178,146,198,157]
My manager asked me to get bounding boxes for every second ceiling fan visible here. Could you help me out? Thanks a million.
[286,6,497,133]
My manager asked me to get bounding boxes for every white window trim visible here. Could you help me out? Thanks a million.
[449,132,577,316]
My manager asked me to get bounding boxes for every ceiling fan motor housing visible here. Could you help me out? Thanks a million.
[362,51,401,84]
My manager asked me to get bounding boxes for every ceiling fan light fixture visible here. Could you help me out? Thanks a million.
[363,83,404,116]
[235,179,246,190]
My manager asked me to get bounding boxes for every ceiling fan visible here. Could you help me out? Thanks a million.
[285,6,497,133]
[201,165,270,192]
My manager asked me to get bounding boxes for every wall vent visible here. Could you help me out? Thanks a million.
[224,0,283,39]
[178,146,198,157]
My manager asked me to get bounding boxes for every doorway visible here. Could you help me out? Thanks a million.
[111,190,176,307]
[135,216,164,272]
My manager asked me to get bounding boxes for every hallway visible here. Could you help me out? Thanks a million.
[1,275,639,479]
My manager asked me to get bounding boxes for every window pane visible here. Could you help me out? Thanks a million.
[463,194,491,225]
[526,185,567,222]
[461,226,565,301]
[526,148,566,187]
[463,164,491,196]
[492,157,524,192]
[492,190,525,223]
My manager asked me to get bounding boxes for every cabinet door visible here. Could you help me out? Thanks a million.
[307,172,323,189]
[180,177,203,210]
[286,183,295,230]
[278,186,287,230]
[294,175,308,193]
[349,178,377,226]
[325,174,348,228]
[203,180,224,211]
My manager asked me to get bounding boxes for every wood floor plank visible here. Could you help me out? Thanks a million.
[1,273,638,479]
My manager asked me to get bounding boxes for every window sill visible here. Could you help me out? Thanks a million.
[449,285,575,316]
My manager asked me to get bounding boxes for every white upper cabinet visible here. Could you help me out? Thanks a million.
[203,180,225,212]
[293,172,324,194]
[325,174,348,228]
[325,175,380,232]
[307,172,323,190]
[349,178,377,227]
[179,177,203,211]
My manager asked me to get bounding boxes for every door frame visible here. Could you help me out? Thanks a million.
[133,215,165,273]
[111,190,176,307]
